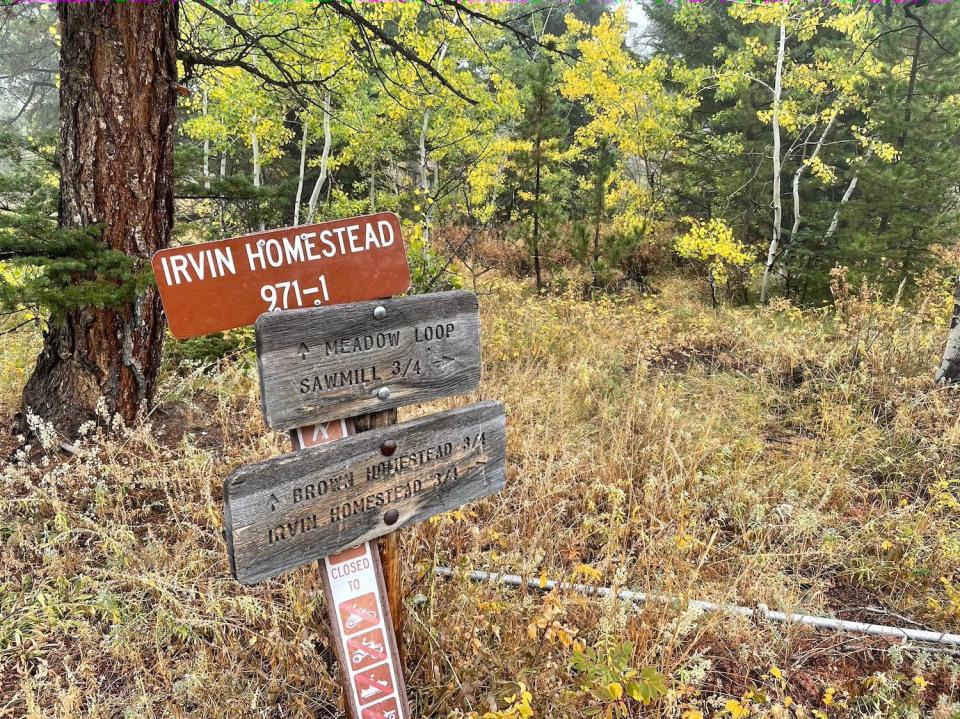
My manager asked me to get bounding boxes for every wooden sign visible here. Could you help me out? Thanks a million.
[256,291,481,431]
[152,212,410,339]
[224,401,506,584]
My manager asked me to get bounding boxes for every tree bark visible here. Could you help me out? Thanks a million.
[202,88,210,190]
[19,2,178,437]
[592,165,604,290]
[760,18,787,304]
[418,40,448,249]
[251,112,265,232]
[419,109,431,246]
[532,89,545,294]
[220,149,228,233]
[823,149,871,245]
[788,112,836,253]
[880,25,922,234]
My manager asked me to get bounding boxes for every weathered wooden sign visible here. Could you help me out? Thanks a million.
[224,400,506,584]
[152,212,410,339]
[256,291,481,431]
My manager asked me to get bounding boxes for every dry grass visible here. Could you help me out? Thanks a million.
[2,270,960,718]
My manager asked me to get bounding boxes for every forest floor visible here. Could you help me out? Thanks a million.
[2,271,960,718]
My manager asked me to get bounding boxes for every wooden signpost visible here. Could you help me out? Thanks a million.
[152,215,506,719]
[256,291,481,430]
[292,418,412,719]
[224,401,506,584]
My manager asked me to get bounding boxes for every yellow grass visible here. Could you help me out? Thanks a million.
[2,272,959,718]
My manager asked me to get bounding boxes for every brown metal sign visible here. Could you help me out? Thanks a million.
[151,212,410,339]
[223,401,506,584]
[256,291,481,431]
[323,542,409,718]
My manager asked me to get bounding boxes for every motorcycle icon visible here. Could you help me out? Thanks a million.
[345,606,377,630]
[351,638,386,665]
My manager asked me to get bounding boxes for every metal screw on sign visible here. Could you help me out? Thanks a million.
[381,440,397,456]
[374,305,387,320]
[384,509,400,526]
[378,387,391,400]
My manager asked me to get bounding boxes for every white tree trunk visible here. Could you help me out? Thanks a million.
[761,18,787,304]
[936,275,960,384]
[823,149,871,244]
[419,41,449,247]
[787,112,836,249]
[306,93,332,225]
[251,112,264,231]
[419,107,432,246]
[293,118,308,226]
[202,89,210,190]
[219,149,227,232]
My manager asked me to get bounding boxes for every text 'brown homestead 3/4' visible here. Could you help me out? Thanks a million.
[223,401,506,585]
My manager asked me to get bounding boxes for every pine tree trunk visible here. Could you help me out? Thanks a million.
[19,3,178,437]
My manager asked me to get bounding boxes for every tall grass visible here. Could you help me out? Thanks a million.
[1,271,958,717]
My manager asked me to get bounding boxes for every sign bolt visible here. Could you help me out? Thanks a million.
[381,439,397,456]
[383,509,400,526]
[377,387,391,400]
[373,306,387,320]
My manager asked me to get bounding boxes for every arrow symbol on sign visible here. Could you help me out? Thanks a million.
[299,342,310,360]
[269,493,280,511]
[431,355,455,368]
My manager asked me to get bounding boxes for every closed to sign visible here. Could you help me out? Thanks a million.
[152,212,411,339]
[323,543,408,719]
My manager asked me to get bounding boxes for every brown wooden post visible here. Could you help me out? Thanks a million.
[377,532,404,656]
[354,409,404,652]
